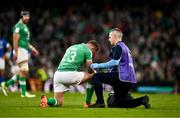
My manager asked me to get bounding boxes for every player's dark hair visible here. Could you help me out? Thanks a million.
[87,40,99,51]
[20,11,30,18]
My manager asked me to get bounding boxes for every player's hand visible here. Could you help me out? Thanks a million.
[88,67,97,73]
[90,63,99,69]
[31,48,39,56]
[88,67,93,73]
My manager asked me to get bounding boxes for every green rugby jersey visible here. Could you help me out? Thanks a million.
[13,21,30,50]
[57,43,92,71]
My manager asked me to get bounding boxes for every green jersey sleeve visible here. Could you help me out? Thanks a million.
[84,45,92,61]
[13,24,21,34]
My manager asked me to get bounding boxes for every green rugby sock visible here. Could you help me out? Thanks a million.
[19,76,27,96]
[6,75,19,87]
[85,82,94,104]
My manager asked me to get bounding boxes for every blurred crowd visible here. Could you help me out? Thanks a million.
[0,0,180,89]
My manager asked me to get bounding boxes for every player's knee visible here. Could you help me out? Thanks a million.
[19,61,29,72]
[19,71,28,77]
[81,73,92,84]
[19,66,29,72]
[85,72,93,79]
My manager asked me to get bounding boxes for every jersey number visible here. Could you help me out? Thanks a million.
[63,50,77,62]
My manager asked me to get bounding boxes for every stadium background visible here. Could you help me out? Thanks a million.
[0,0,180,93]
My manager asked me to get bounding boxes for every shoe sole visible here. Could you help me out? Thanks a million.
[83,103,94,108]
[2,89,8,96]
[1,83,8,96]
[88,103,105,108]
[40,95,48,108]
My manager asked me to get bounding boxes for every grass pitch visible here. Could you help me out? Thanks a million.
[0,92,180,117]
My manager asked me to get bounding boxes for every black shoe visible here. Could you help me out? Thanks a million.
[142,95,151,109]
[107,93,115,107]
[89,102,105,108]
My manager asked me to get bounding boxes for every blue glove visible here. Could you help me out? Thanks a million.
[90,63,99,69]
[90,59,120,69]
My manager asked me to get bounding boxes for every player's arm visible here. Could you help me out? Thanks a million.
[86,60,93,68]
[29,43,39,56]
[86,60,96,73]
[4,43,13,67]
[85,47,95,73]
[90,45,122,69]
[91,59,120,69]
[13,32,19,61]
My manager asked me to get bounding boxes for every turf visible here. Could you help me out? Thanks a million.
[0,92,180,117]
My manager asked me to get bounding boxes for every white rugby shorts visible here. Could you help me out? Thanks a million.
[17,48,28,63]
[53,71,84,92]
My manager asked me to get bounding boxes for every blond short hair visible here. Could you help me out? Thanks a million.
[110,28,123,38]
